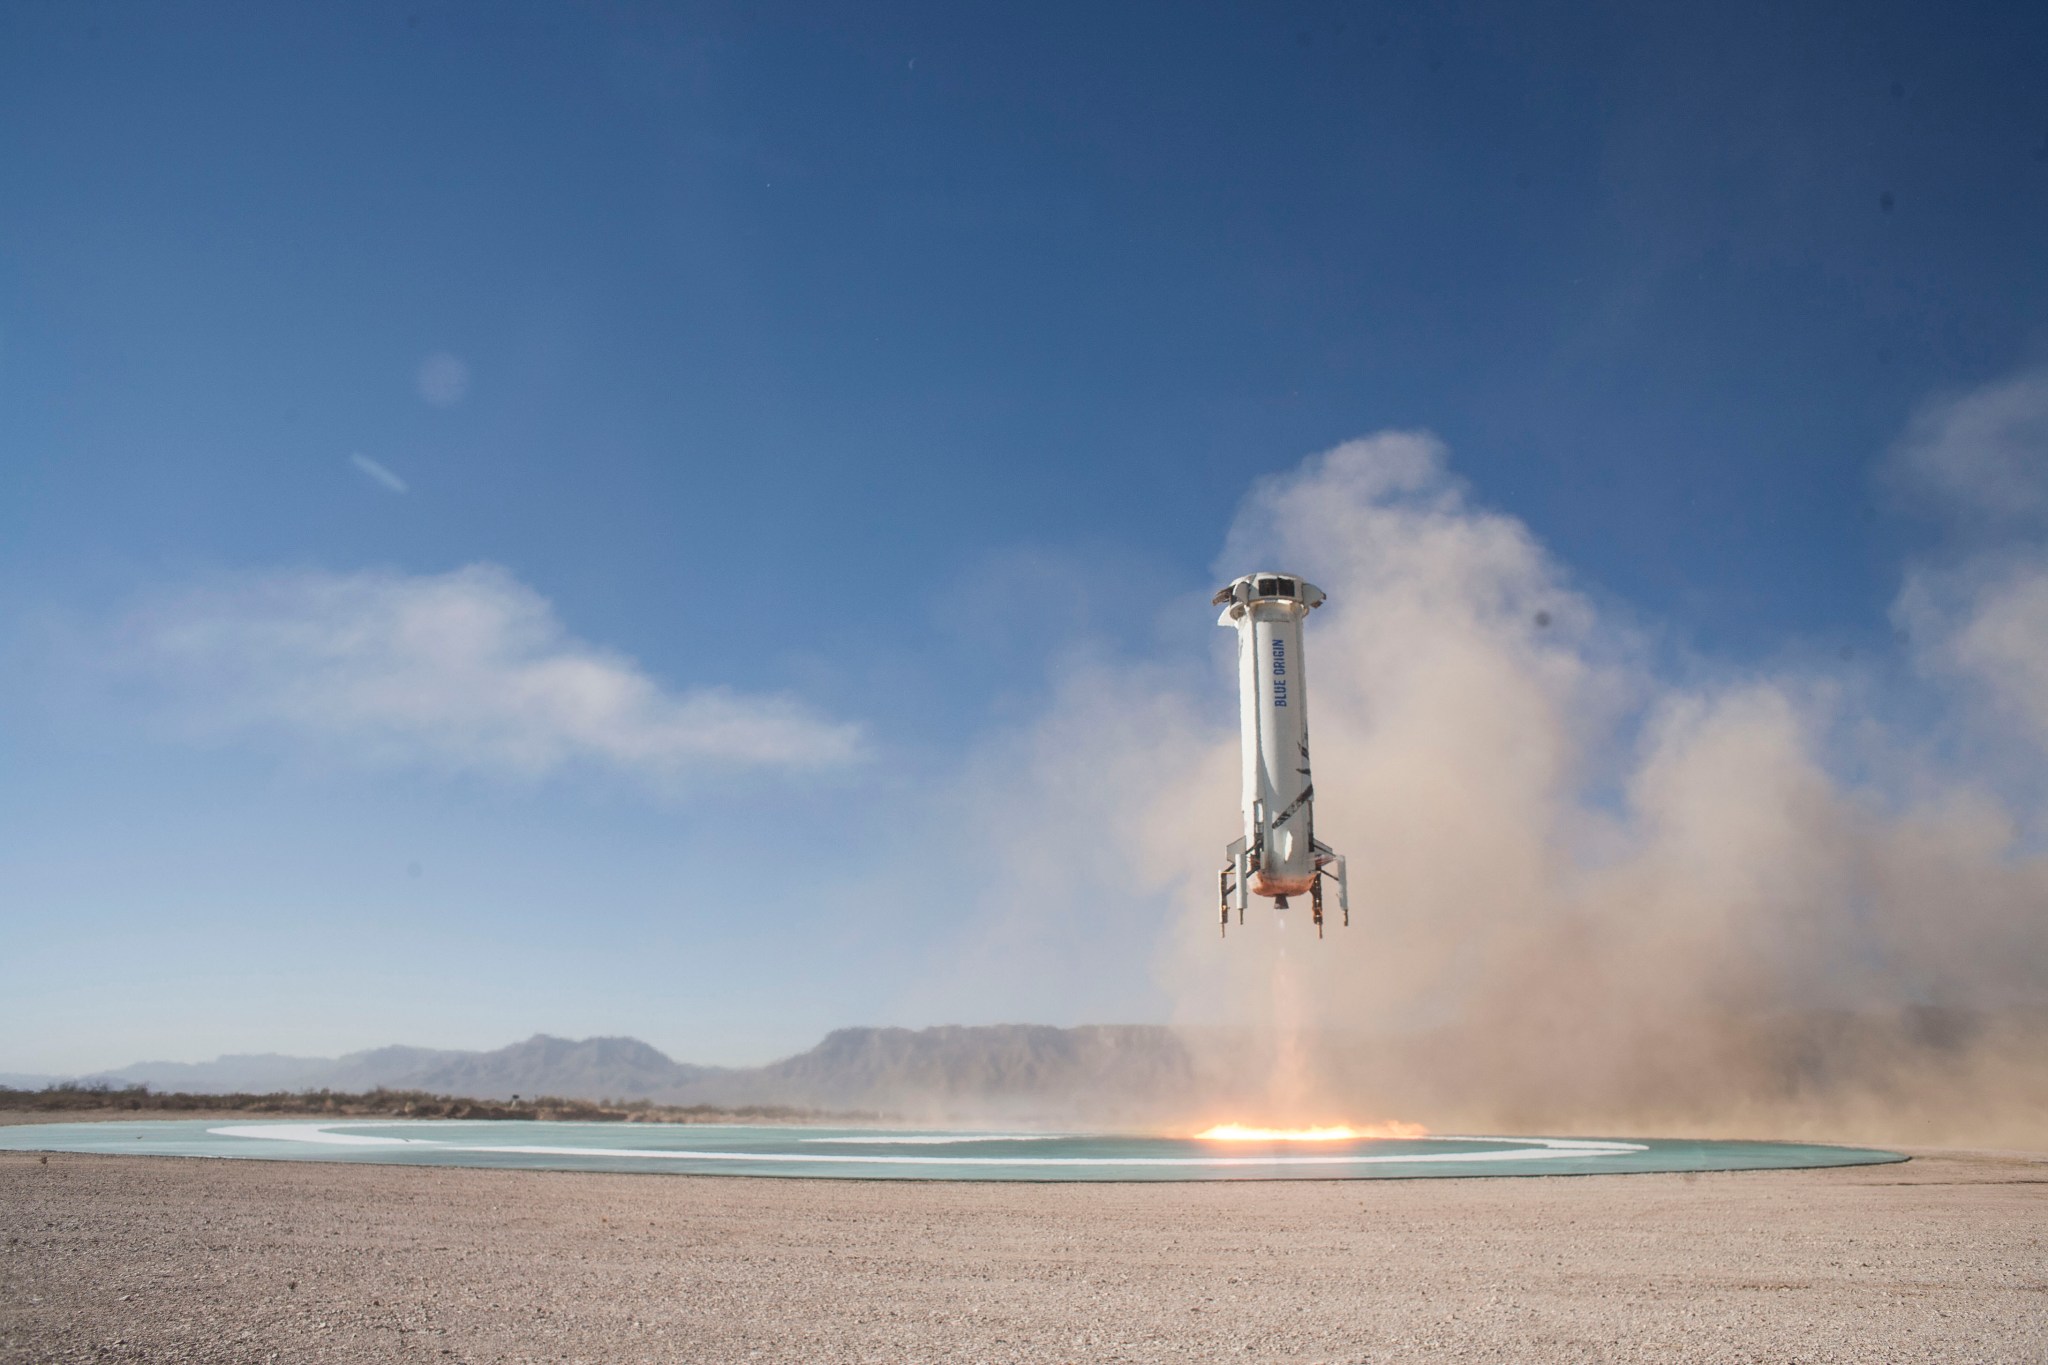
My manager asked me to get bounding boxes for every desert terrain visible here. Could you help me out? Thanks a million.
[2,1121,2042,1365]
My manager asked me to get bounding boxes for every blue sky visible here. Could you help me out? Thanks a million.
[4,1,2046,1072]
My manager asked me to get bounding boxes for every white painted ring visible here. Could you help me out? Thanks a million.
[206,1123,1648,1168]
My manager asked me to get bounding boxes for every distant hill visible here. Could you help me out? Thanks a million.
[315,1045,478,1093]
[660,1025,1195,1119]
[79,1035,722,1101]
[84,1052,350,1094]
[394,1034,725,1101]
[62,1025,1194,1117]
[0,1072,62,1090]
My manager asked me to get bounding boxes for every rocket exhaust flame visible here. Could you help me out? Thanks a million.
[1194,1122,1430,1142]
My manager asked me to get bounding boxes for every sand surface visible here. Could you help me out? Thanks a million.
[2,1138,2043,1364]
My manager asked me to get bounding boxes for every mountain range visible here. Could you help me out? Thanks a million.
[23,1026,1199,1120]
[22,1006,2037,1137]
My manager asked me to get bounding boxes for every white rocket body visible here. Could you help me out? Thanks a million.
[1214,572,1349,935]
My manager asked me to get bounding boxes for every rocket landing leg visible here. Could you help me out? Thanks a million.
[1219,838,1250,936]
[1312,840,1350,929]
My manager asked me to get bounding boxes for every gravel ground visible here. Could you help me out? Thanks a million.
[2,1142,2043,1364]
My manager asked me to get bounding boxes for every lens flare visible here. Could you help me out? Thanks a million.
[1193,1121,1429,1142]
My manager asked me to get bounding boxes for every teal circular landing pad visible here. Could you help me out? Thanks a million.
[0,1120,1904,1181]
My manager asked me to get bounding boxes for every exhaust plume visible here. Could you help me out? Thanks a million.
[961,403,2048,1147]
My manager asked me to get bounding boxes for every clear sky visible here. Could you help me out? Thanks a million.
[4,1,2046,1072]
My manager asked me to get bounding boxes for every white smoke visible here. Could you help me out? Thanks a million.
[1888,366,2048,529]
[1893,367,2048,774]
[952,394,2048,1144]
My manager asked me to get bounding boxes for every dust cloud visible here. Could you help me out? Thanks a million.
[970,385,2048,1148]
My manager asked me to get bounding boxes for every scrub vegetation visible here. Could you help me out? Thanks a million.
[0,1083,861,1124]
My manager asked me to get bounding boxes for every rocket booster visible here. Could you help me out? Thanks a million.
[1213,572,1350,937]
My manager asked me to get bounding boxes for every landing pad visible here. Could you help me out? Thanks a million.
[0,1120,1904,1181]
